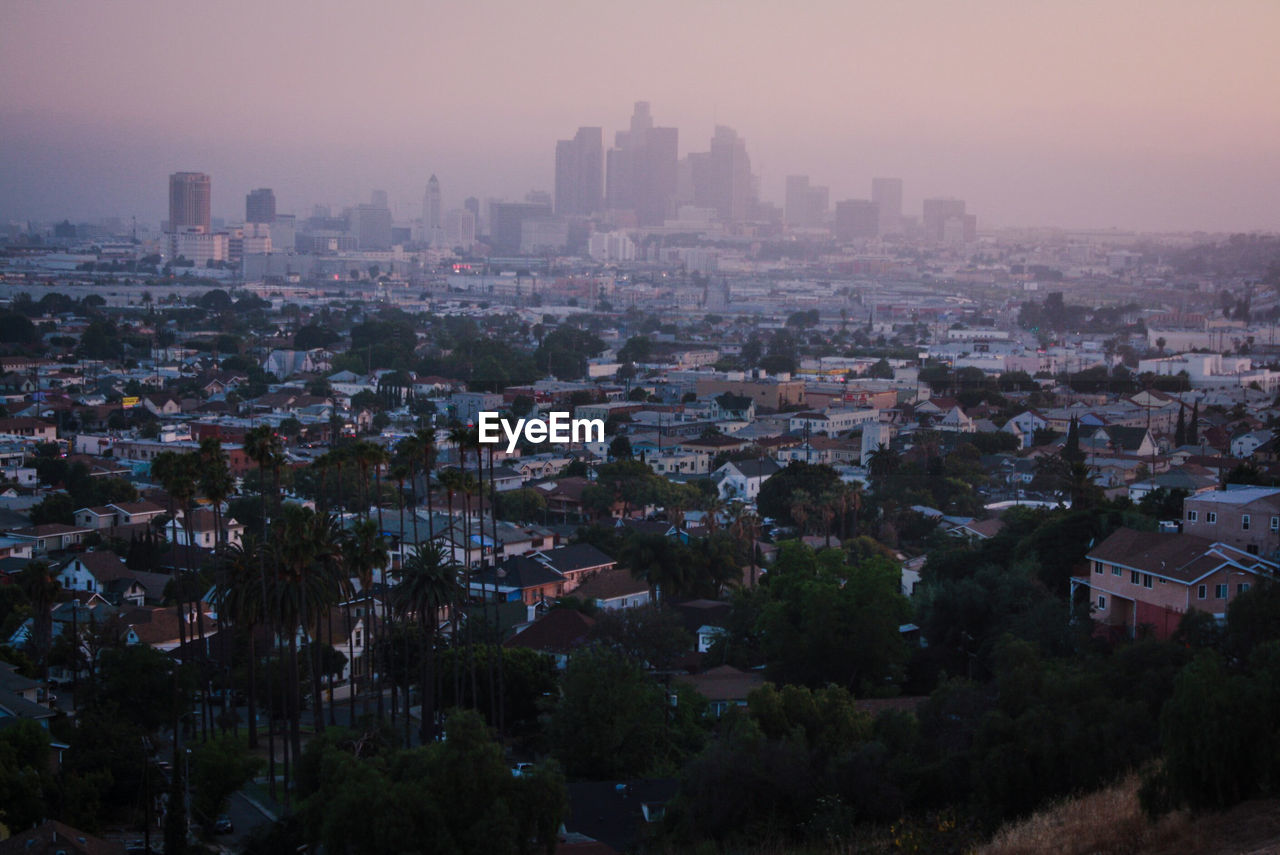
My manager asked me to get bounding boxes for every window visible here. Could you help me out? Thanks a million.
[1198,584,1208,599]
[1248,544,1259,555]
[1097,595,1107,610]
[1187,510,1198,522]
[1112,565,1122,576]
[1242,514,1251,531]
[1238,583,1251,595]
[1216,584,1228,599]
[1207,512,1218,524]
[1143,574,1153,589]
[1273,516,1280,532]
[1131,570,1140,584]
[1094,561,1103,575]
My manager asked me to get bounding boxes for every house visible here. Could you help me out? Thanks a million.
[167,508,244,550]
[109,500,167,527]
[0,417,57,442]
[121,605,212,652]
[0,662,56,730]
[143,394,182,417]
[712,458,781,501]
[55,552,150,606]
[503,607,595,669]
[1182,485,1280,558]
[1073,528,1278,639]
[533,543,617,588]
[674,665,764,717]
[472,555,569,605]
[74,506,118,531]
[7,523,92,555]
[568,567,651,610]
[1230,429,1273,459]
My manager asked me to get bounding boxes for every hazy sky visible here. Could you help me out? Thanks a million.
[2,0,1278,232]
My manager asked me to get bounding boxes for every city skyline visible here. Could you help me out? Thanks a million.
[2,0,1279,232]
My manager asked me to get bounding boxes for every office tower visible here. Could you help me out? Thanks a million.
[168,172,211,232]
[525,189,552,207]
[245,188,276,224]
[490,201,553,254]
[689,126,753,223]
[370,189,389,210]
[464,196,480,233]
[444,208,475,250]
[785,175,828,227]
[834,199,880,240]
[349,204,393,250]
[871,178,903,235]
[785,175,810,226]
[555,126,604,217]
[423,175,442,246]
[922,198,967,242]
[606,101,678,226]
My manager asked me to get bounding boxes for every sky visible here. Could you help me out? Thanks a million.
[2,0,1278,232]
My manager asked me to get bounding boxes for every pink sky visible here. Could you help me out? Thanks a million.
[2,0,1278,231]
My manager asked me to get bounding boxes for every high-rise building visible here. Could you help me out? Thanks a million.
[370,189,389,210]
[834,199,880,240]
[691,126,754,223]
[423,175,442,246]
[349,204,393,250]
[784,175,828,227]
[245,188,276,224]
[922,198,967,243]
[871,178,903,235]
[490,201,553,254]
[785,175,810,226]
[443,209,475,250]
[168,172,211,233]
[464,196,481,233]
[606,102,678,226]
[555,127,604,217]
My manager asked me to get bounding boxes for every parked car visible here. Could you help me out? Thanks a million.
[214,815,233,834]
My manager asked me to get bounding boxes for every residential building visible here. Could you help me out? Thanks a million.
[1183,486,1280,557]
[1075,528,1278,639]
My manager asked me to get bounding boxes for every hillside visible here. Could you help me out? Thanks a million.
[980,775,1280,855]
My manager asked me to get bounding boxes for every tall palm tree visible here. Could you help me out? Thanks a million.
[242,425,283,798]
[342,517,387,719]
[198,437,235,730]
[16,561,59,680]
[393,543,457,744]
[216,536,264,747]
[270,505,345,766]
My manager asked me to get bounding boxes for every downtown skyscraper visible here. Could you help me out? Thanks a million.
[606,102,677,227]
[168,171,211,232]
[554,127,603,217]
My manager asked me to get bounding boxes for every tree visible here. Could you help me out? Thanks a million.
[1174,406,1187,447]
[191,736,260,824]
[548,645,673,779]
[757,461,841,527]
[608,434,633,460]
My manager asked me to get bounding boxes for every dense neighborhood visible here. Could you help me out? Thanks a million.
[1,230,1280,853]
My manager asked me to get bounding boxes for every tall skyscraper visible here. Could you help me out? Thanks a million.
[700,126,753,223]
[871,178,903,235]
[784,175,827,227]
[349,204,392,250]
[489,201,553,254]
[922,198,967,243]
[785,175,811,226]
[168,172,211,232]
[834,199,880,240]
[423,175,442,245]
[606,102,678,226]
[245,188,276,224]
[370,189,389,210]
[555,127,604,217]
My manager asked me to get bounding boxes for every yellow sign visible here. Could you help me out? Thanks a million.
[122,397,140,409]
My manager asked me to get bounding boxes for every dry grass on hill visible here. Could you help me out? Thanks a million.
[979,774,1280,855]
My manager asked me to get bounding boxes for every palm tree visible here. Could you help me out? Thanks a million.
[242,425,283,796]
[342,516,387,718]
[216,536,264,746]
[198,437,235,729]
[393,543,457,744]
[790,489,813,537]
[17,561,59,680]
[270,505,345,766]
